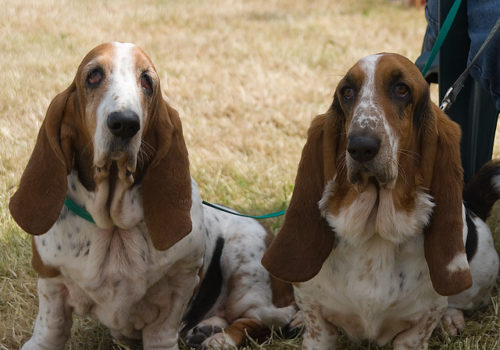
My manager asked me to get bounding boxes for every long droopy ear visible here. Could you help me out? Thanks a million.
[262,109,342,282]
[9,85,75,235]
[142,100,192,251]
[420,103,472,296]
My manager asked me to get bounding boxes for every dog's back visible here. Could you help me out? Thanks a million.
[449,160,500,311]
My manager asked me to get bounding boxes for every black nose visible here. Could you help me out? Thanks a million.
[347,134,381,163]
[107,110,140,139]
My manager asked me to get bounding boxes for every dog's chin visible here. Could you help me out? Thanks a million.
[94,148,138,176]
[96,135,141,168]
[347,164,396,192]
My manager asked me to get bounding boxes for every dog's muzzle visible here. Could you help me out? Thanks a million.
[347,134,381,163]
[107,110,140,139]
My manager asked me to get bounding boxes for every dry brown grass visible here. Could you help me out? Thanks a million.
[0,0,498,349]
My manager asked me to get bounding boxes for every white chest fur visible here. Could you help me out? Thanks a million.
[321,183,435,245]
[34,174,206,337]
[296,186,447,345]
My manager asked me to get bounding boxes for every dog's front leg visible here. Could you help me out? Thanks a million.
[392,306,444,350]
[142,259,202,350]
[21,278,72,350]
[295,293,338,350]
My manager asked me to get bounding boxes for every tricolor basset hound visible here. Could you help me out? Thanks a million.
[9,42,296,350]
[262,53,500,349]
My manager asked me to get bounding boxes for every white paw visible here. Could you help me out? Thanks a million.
[289,309,304,329]
[201,332,237,350]
[441,308,465,336]
[21,338,65,350]
[281,305,299,325]
[258,305,298,328]
[20,339,38,350]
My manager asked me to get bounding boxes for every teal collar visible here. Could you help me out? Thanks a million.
[64,196,95,224]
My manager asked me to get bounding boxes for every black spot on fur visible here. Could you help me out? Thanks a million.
[182,237,225,334]
[417,271,423,281]
[399,272,405,290]
[57,244,61,251]
[281,321,304,339]
[74,242,85,257]
[184,325,223,349]
[464,160,500,221]
[465,208,478,261]
[57,207,68,222]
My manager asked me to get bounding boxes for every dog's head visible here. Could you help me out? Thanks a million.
[263,53,472,296]
[10,42,192,251]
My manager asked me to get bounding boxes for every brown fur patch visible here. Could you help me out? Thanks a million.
[422,105,471,295]
[9,84,75,236]
[224,318,268,346]
[31,237,60,278]
[263,229,296,307]
[141,101,192,251]
[262,110,343,282]
[463,159,500,221]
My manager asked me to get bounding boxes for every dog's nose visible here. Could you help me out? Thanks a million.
[347,134,381,163]
[107,110,140,139]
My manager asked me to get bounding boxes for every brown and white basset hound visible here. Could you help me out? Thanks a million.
[263,53,500,349]
[9,42,296,350]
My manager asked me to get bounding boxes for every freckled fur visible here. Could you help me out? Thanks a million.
[12,43,296,350]
[263,53,499,349]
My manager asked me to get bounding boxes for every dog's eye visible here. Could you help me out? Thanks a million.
[86,68,104,88]
[342,87,355,101]
[393,83,409,98]
[140,73,153,96]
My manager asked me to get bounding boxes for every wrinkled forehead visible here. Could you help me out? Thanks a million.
[76,42,155,79]
[345,53,423,91]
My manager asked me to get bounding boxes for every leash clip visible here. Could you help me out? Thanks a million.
[440,86,455,112]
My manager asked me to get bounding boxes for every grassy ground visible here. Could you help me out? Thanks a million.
[0,0,499,349]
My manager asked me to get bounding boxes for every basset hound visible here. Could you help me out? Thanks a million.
[9,42,296,350]
[263,53,500,349]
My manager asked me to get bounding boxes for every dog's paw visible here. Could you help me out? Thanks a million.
[200,332,237,350]
[184,325,223,349]
[279,309,305,338]
[21,338,65,350]
[20,339,39,350]
[441,307,465,336]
